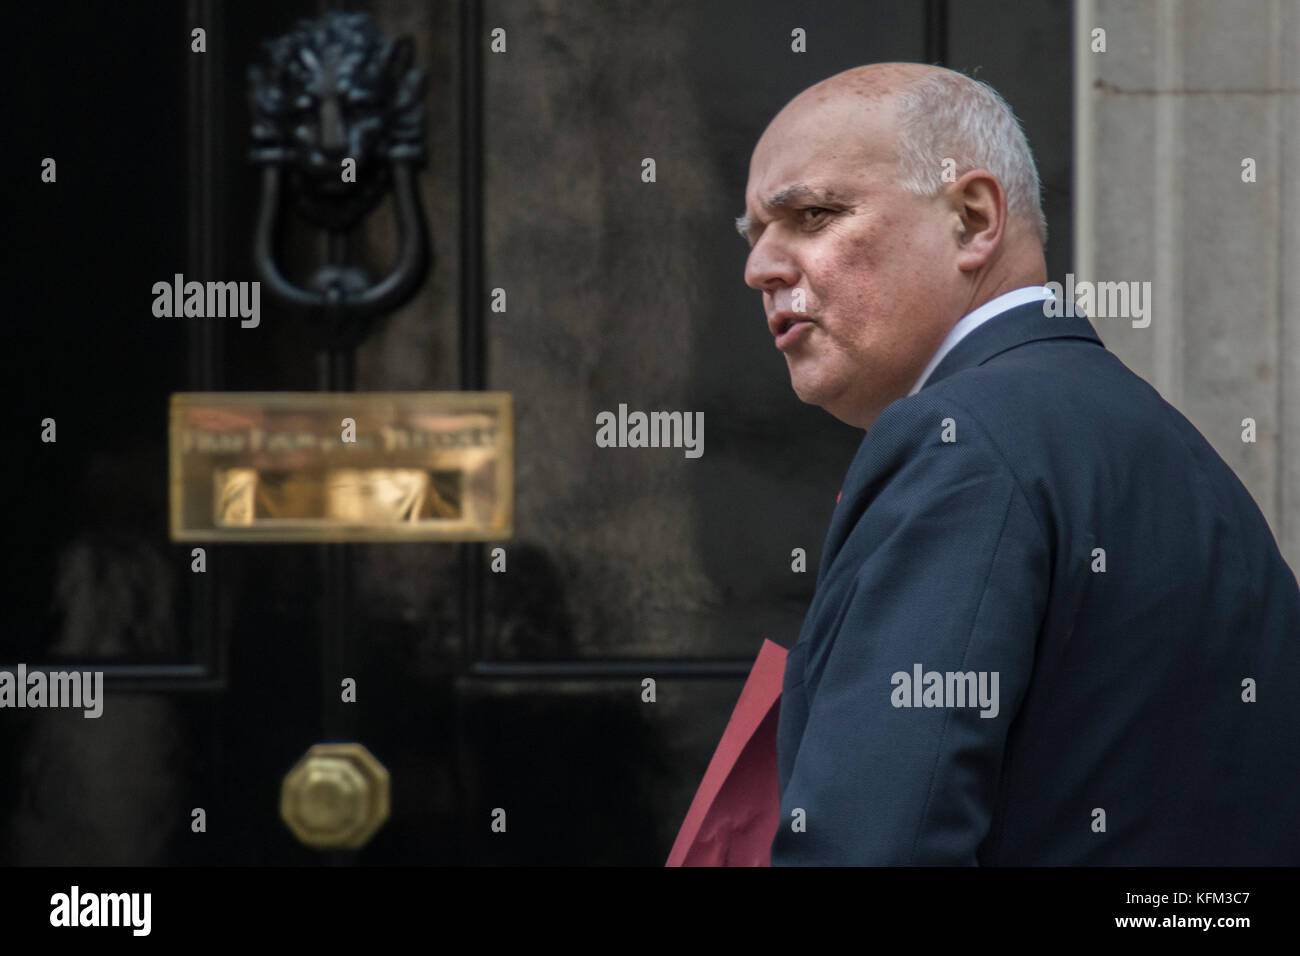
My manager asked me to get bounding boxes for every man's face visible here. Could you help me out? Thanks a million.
[742,93,961,428]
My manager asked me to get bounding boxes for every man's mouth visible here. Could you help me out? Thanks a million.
[773,316,814,350]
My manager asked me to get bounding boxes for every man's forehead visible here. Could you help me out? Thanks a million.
[747,99,896,195]
[744,140,894,215]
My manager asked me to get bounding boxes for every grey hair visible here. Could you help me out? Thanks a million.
[892,70,1047,246]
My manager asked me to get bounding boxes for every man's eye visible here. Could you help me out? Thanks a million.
[802,207,831,224]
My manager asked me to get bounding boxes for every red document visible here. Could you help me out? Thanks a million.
[666,638,787,866]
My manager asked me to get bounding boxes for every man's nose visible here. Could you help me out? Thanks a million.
[743,235,799,292]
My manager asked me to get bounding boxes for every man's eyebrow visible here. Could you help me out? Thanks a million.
[735,183,841,242]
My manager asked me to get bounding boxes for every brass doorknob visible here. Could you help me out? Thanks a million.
[281,743,390,849]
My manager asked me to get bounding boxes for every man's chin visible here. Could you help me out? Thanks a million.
[789,378,875,429]
[790,377,836,414]
[788,377,820,407]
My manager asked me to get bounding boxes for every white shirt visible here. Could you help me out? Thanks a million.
[907,285,1055,396]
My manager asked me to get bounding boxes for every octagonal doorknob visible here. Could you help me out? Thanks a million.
[281,743,390,849]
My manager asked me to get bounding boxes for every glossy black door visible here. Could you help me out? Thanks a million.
[3,0,1071,866]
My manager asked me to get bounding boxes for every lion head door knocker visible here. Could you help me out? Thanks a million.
[249,12,429,348]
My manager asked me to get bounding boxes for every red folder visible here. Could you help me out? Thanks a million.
[666,639,787,866]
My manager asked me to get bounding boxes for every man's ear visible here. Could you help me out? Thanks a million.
[950,169,1006,272]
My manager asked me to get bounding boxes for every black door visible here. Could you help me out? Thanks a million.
[3,0,1071,866]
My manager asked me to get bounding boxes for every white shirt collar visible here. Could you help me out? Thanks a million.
[907,285,1055,396]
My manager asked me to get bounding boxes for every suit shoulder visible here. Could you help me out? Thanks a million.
[907,337,1175,450]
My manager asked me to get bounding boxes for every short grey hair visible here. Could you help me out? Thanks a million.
[892,70,1047,246]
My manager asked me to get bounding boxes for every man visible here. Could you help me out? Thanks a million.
[739,63,1300,865]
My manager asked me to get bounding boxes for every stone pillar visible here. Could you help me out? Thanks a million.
[1075,0,1300,571]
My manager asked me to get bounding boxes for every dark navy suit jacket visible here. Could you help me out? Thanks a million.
[772,301,1300,865]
